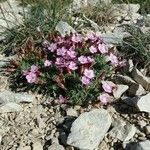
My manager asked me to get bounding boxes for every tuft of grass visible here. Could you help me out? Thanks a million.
[1,0,72,53]
[119,25,150,68]
[78,3,117,26]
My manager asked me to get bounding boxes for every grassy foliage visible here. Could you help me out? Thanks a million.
[1,0,72,52]
[77,3,117,26]
[119,25,150,68]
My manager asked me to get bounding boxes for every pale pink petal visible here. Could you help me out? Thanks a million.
[30,65,38,73]
[26,72,37,83]
[98,93,109,105]
[102,82,113,93]
[78,55,88,64]
[71,33,82,43]
[44,60,52,67]
[48,43,57,52]
[83,69,95,79]
[89,46,97,53]
[98,43,108,54]
[68,61,78,70]
[81,76,91,85]
[108,53,119,66]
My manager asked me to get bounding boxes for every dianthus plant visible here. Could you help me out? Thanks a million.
[8,31,125,105]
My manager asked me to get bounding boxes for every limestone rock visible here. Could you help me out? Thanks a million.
[136,93,150,113]
[32,141,43,150]
[66,108,78,117]
[114,75,145,96]
[48,143,64,150]
[0,90,35,104]
[109,118,136,141]
[0,0,27,33]
[123,93,150,113]
[113,84,129,99]
[132,68,150,91]
[145,125,150,135]
[55,21,76,37]
[125,140,150,150]
[0,102,23,113]
[0,76,8,91]
[17,146,31,150]
[97,32,124,44]
[67,109,111,150]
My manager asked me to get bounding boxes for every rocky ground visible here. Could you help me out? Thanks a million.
[0,0,150,150]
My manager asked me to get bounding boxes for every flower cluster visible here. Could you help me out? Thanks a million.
[12,31,126,105]
[98,81,116,105]
[23,65,39,83]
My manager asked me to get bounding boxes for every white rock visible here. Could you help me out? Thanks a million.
[136,93,150,113]
[0,76,8,91]
[113,4,140,16]
[123,93,150,113]
[113,84,129,99]
[123,59,134,73]
[132,68,150,91]
[17,146,31,150]
[109,119,136,141]
[32,141,43,150]
[145,125,150,134]
[138,120,147,128]
[0,90,35,104]
[115,75,145,96]
[0,0,27,33]
[67,109,111,150]
[71,0,99,10]
[96,32,124,44]
[0,102,23,113]
[0,135,2,143]
[125,140,150,150]
[67,108,78,117]
[0,61,8,69]
[48,143,64,150]
[55,21,76,37]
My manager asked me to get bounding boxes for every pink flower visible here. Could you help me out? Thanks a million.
[98,43,108,54]
[108,53,118,66]
[55,58,65,67]
[71,33,82,43]
[81,76,91,85]
[57,47,67,56]
[67,50,76,59]
[86,31,97,41]
[30,65,38,73]
[87,56,95,63]
[58,95,66,103]
[102,82,113,93]
[89,45,97,53]
[78,55,88,64]
[98,93,109,105]
[26,72,37,83]
[48,43,57,52]
[83,69,94,79]
[68,61,78,70]
[44,60,52,67]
